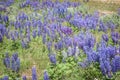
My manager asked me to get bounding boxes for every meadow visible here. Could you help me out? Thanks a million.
[0,0,120,80]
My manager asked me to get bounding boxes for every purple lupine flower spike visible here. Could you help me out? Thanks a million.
[48,54,56,64]
[32,30,37,38]
[3,76,9,80]
[16,58,20,72]
[22,75,27,80]
[44,71,49,80]
[102,34,109,42]
[3,53,10,68]
[32,67,37,80]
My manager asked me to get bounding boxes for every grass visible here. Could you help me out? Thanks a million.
[83,0,120,12]
[0,36,49,79]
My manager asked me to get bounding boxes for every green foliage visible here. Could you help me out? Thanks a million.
[101,13,120,27]
[47,54,104,80]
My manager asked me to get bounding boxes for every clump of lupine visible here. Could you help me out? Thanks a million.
[19,0,80,11]
[0,14,9,25]
[22,67,49,80]
[0,0,14,7]
[111,32,120,44]
[0,66,45,80]
[47,37,120,79]
[0,0,118,50]
[3,52,20,72]
[0,76,9,80]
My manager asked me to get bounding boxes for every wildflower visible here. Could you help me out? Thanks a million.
[44,71,49,80]
[112,56,120,73]
[22,76,27,80]
[3,76,9,80]
[3,53,10,68]
[48,54,56,64]
[32,30,37,38]
[102,34,109,42]
[32,67,37,80]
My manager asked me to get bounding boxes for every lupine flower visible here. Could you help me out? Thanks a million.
[107,21,116,31]
[6,0,14,6]
[32,67,37,80]
[83,46,92,54]
[20,0,31,8]
[26,32,31,42]
[0,24,6,42]
[54,40,63,50]
[17,12,28,21]
[112,55,120,73]
[106,46,116,58]
[99,21,107,32]
[3,76,9,80]
[111,32,119,44]
[102,34,109,42]
[85,33,96,48]
[0,35,3,42]
[14,31,19,39]
[16,58,20,72]
[118,8,120,15]
[73,36,79,47]
[87,51,98,62]
[37,27,41,37]
[47,41,52,52]
[42,33,46,44]
[14,21,21,30]
[22,76,27,80]
[12,53,18,61]
[63,37,72,47]
[3,53,10,68]
[10,32,15,41]
[54,4,67,17]
[65,13,72,21]
[48,54,56,64]
[32,30,37,38]
[44,71,49,80]
[104,60,112,76]
[11,53,20,72]
[60,26,72,35]
[11,55,16,72]
[0,5,6,11]
[100,59,106,75]
[21,40,27,48]
[2,15,9,23]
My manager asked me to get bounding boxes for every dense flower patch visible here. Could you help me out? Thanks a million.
[0,0,120,80]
